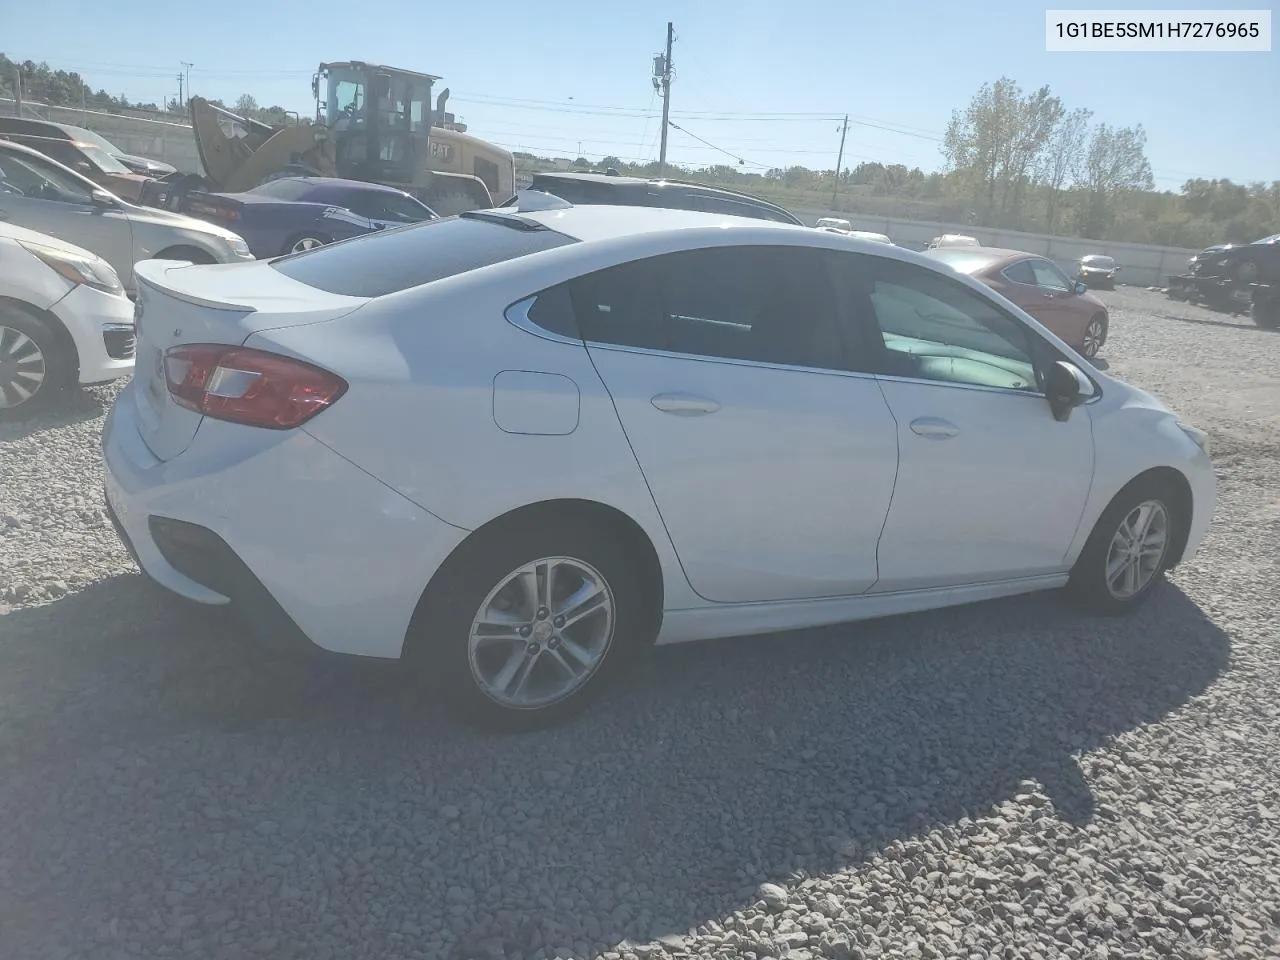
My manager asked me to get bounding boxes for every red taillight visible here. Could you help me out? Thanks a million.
[163,344,346,429]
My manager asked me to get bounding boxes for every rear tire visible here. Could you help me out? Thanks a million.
[0,303,74,419]
[1081,314,1108,359]
[1252,298,1280,331]
[412,519,653,731]
[1068,477,1181,616]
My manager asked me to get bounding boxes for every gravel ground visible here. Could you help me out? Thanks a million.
[1,287,1278,960]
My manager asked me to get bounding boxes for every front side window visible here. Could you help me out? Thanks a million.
[0,150,93,204]
[564,245,848,371]
[862,257,1039,392]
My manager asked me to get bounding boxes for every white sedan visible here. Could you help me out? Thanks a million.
[1,221,134,416]
[102,205,1215,729]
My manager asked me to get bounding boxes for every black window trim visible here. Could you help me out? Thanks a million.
[504,244,1102,403]
[506,244,877,378]
[842,250,1103,402]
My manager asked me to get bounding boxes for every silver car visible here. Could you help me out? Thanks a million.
[0,140,252,293]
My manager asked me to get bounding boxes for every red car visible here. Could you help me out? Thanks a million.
[925,247,1110,359]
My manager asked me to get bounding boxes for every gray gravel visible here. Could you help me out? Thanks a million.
[2,287,1279,960]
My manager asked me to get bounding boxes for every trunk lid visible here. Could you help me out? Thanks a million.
[130,258,367,461]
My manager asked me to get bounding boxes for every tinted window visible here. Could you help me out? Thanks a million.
[250,179,316,201]
[1002,259,1036,285]
[862,257,1039,392]
[668,191,799,224]
[1028,259,1072,292]
[0,149,94,203]
[341,189,435,223]
[270,214,577,297]
[567,246,847,370]
[528,178,636,206]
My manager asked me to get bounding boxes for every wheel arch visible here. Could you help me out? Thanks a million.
[403,497,665,660]
[0,296,80,377]
[1100,465,1194,568]
[153,244,217,265]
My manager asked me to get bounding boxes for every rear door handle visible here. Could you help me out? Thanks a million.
[651,393,721,416]
[909,416,960,440]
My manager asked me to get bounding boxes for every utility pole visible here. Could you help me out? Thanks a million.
[832,115,849,209]
[177,72,184,111]
[13,66,22,115]
[655,22,674,176]
[181,62,193,106]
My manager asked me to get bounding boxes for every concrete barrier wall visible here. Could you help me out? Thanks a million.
[793,208,1196,288]
[1,99,204,174]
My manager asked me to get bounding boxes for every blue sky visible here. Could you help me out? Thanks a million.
[5,0,1277,188]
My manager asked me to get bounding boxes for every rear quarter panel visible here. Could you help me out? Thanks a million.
[247,251,702,610]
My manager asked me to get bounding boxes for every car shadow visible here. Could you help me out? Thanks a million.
[1156,312,1256,332]
[0,573,1229,958]
[0,383,118,442]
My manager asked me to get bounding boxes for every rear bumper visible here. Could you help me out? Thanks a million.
[102,384,470,659]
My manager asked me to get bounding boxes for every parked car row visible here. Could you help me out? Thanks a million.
[1166,233,1280,327]
[100,200,1214,728]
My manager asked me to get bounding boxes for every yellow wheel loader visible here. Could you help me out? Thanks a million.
[182,61,515,217]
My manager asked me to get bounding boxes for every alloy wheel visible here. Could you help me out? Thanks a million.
[467,556,616,709]
[1104,499,1169,600]
[0,324,47,409]
[291,236,326,253]
[1082,319,1105,358]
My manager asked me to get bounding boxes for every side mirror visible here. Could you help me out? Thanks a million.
[75,161,94,175]
[1046,360,1095,422]
[89,189,118,208]
[1073,280,1088,295]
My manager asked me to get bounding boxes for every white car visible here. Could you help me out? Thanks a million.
[102,205,1215,729]
[928,234,981,250]
[0,221,134,416]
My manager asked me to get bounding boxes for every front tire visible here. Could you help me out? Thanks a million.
[1068,478,1180,615]
[0,304,74,418]
[1234,259,1259,284]
[415,521,652,731]
[1252,298,1280,331]
[283,233,329,255]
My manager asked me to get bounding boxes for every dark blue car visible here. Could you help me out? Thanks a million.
[180,177,438,258]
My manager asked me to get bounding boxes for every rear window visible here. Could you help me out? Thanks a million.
[270,214,577,297]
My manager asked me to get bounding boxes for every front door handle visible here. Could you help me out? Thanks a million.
[651,393,721,416]
[909,416,960,440]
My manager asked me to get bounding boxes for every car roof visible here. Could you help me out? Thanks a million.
[530,170,795,208]
[500,203,871,247]
[272,176,413,196]
[925,246,1034,270]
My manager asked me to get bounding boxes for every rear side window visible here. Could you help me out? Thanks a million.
[270,215,577,297]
